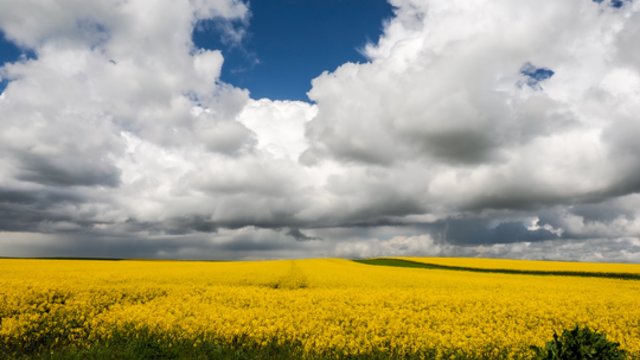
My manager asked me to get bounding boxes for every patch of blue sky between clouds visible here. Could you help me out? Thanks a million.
[0,31,36,94]
[519,62,555,90]
[593,0,631,8]
[192,0,393,102]
[0,78,7,94]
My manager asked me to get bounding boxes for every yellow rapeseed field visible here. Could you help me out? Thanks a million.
[1,258,639,359]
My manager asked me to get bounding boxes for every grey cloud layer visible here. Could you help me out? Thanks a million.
[1,0,640,261]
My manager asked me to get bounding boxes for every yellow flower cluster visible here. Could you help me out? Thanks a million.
[1,258,639,358]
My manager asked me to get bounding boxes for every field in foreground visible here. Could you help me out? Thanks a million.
[1,258,639,359]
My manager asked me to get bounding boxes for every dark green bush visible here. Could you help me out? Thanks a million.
[531,326,626,360]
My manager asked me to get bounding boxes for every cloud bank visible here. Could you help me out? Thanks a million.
[1,0,640,261]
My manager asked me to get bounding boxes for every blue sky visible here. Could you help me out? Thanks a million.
[0,32,21,62]
[193,0,393,101]
[0,33,23,93]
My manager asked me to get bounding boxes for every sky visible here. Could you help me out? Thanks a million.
[1,0,640,262]
[192,0,393,101]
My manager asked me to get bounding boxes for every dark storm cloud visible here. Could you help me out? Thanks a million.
[153,217,219,235]
[15,153,120,188]
[0,187,89,231]
[217,234,295,252]
[0,205,53,232]
[428,217,560,245]
[569,203,635,224]
[7,232,214,260]
[462,187,572,212]
[286,228,320,241]
[0,224,307,260]
[0,187,84,206]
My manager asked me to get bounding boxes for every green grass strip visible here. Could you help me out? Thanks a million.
[354,258,640,281]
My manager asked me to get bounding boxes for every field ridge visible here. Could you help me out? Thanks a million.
[354,258,640,280]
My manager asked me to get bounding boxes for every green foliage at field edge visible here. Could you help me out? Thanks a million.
[531,326,627,360]
[354,259,640,280]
